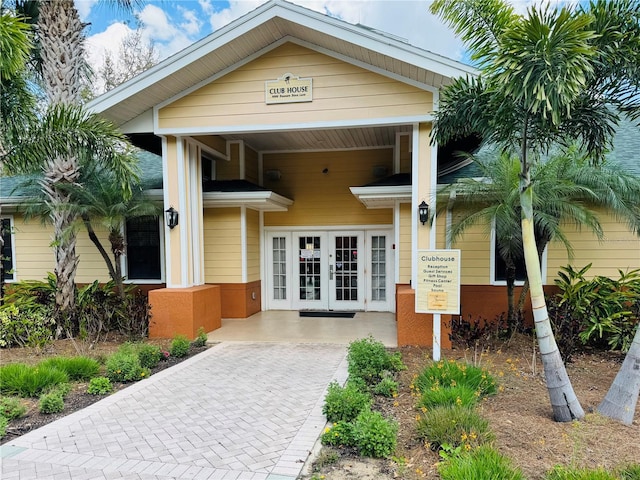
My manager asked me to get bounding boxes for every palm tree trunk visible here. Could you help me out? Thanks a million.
[597,324,640,425]
[521,185,585,421]
[38,0,85,311]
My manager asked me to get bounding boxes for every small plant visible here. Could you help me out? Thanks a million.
[321,421,355,448]
[136,343,162,369]
[0,396,27,420]
[0,303,55,348]
[322,381,371,423]
[347,336,405,386]
[414,360,497,397]
[38,391,64,414]
[373,376,399,397]
[438,442,464,461]
[170,335,191,358]
[87,377,113,395]
[352,407,398,458]
[38,356,100,381]
[544,465,619,480]
[0,363,69,397]
[50,382,72,398]
[619,464,640,480]
[0,416,7,439]
[105,351,145,383]
[438,445,524,480]
[418,384,480,409]
[312,449,339,471]
[192,327,208,348]
[416,405,493,450]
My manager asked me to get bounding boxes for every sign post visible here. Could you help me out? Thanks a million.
[416,250,461,360]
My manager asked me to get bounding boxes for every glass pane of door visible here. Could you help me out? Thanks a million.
[272,237,287,300]
[299,235,321,301]
[371,235,386,301]
[334,235,358,302]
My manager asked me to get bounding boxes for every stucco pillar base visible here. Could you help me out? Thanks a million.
[396,285,452,349]
[148,285,221,339]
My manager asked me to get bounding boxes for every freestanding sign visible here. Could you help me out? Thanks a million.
[416,249,461,361]
[416,249,461,314]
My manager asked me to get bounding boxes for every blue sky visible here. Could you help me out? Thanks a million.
[77,0,556,93]
[79,0,470,92]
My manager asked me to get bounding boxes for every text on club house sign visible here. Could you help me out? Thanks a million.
[416,250,461,315]
[265,73,313,104]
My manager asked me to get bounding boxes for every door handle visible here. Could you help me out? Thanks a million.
[329,264,334,280]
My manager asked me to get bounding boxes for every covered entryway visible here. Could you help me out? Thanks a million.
[265,228,394,312]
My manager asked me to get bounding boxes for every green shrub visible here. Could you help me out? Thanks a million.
[0,416,7,439]
[414,360,497,397]
[0,396,27,420]
[544,466,619,480]
[38,391,64,414]
[418,384,480,409]
[170,335,191,358]
[373,376,399,397]
[416,405,493,450]
[192,327,208,348]
[619,465,640,480]
[136,344,162,369]
[87,377,113,395]
[352,407,398,458]
[38,356,100,381]
[321,421,356,447]
[347,337,405,386]
[438,445,524,480]
[0,303,55,348]
[0,363,69,397]
[322,381,371,423]
[50,382,72,398]
[105,351,149,383]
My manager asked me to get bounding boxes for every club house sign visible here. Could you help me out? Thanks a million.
[265,73,313,104]
[416,249,461,314]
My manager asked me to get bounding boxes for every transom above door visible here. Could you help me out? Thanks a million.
[265,229,393,312]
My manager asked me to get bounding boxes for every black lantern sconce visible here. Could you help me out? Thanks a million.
[418,201,429,225]
[165,206,179,230]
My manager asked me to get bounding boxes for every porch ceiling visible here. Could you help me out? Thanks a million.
[224,124,413,151]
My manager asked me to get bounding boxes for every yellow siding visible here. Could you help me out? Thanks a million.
[193,135,226,156]
[399,134,411,173]
[435,214,447,249]
[263,149,393,226]
[246,209,260,282]
[203,208,242,283]
[546,212,640,279]
[245,145,259,184]
[159,43,433,130]
[217,142,240,180]
[399,203,412,284]
[450,223,491,285]
[12,216,111,283]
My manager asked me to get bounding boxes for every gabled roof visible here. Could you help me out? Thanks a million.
[86,0,476,128]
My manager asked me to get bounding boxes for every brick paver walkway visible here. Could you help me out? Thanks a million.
[1,342,348,480]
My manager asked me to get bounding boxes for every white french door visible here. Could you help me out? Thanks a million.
[265,229,392,312]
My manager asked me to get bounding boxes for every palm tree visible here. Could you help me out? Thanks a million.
[438,149,640,330]
[66,171,160,299]
[11,0,136,312]
[430,0,640,421]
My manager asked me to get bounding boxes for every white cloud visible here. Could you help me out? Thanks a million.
[179,7,203,36]
[75,0,100,22]
[85,22,134,92]
[137,4,178,42]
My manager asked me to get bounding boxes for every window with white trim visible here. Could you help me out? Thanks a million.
[125,216,162,281]
[491,229,546,285]
[1,217,15,282]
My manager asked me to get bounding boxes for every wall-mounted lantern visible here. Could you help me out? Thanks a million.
[165,206,179,230]
[418,201,429,225]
